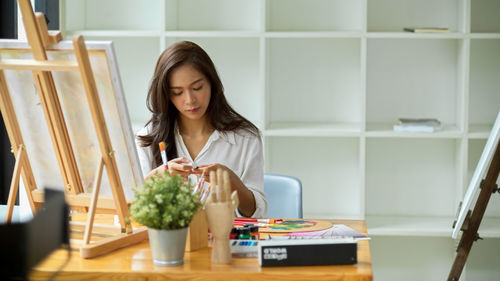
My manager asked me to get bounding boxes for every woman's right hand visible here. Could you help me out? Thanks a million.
[166,157,193,177]
[145,157,193,179]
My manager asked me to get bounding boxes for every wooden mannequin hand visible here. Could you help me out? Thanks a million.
[194,164,256,217]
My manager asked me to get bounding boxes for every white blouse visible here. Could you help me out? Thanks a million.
[135,124,268,218]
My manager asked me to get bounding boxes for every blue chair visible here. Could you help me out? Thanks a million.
[263,173,303,219]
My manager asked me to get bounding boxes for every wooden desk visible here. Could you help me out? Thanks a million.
[30,219,372,281]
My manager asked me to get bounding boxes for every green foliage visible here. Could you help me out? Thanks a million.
[130,170,201,230]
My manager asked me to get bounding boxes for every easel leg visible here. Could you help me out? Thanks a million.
[83,158,104,245]
[5,145,24,223]
[448,231,475,280]
[73,35,131,232]
[0,70,38,214]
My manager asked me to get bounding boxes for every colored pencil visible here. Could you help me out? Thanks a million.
[200,181,211,204]
[233,221,269,227]
[234,218,283,224]
[193,172,205,194]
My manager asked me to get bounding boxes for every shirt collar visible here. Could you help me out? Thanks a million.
[174,122,236,145]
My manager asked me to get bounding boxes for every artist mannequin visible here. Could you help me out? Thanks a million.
[135,41,267,218]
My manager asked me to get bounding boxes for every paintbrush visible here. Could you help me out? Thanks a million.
[158,141,168,169]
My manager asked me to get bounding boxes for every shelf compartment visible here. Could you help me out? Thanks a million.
[366,32,464,39]
[266,0,363,32]
[367,0,463,32]
[370,236,456,281]
[165,37,261,126]
[265,32,362,39]
[365,123,462,138]
[366,39,465,127]
[471,0,500,33]
[165,0,261,31]
[83,36,160,125]
[367,215,454,237]
[468,124,494,139]
[265,137,361,219]
[469,33,500,39]
[164,31,260,38]
[267,38,361,126]
[466,238,500,280]
[65,30,162,38]
[63,0,162,31]
[264,122,361,137]
[366,138,459,217]
[369,216,500,238]
[469,39,500,127]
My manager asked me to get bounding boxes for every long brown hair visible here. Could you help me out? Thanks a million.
[138,41,259,168]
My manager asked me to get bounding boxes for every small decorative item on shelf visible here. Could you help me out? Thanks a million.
[205,169,239,264]
[130,170,201,266]
[393,117,443,133]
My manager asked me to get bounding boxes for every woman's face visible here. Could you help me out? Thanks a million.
[168,63,211,123]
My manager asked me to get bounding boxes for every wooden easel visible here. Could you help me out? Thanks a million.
[448,140,500,280]
[0,0,147,258]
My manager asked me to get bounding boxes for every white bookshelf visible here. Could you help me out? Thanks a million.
[60,0,500,280]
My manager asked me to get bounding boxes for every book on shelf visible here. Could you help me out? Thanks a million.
[397,118,441,126]
[394,118,443,133]
[403,27,450,33]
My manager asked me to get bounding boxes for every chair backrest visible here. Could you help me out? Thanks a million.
[263,173,303,219]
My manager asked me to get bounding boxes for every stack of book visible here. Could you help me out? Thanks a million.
[393,118,442,133]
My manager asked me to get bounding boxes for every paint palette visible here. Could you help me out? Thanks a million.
[259,219,333,233]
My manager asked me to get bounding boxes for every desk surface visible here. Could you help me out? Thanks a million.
[31,219,372,281]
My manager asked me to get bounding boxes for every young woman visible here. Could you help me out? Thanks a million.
[135,41,267,218]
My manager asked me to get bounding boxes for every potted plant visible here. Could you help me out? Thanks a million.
[130,170,201,266]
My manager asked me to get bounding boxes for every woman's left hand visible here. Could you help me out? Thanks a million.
[193,163,256,217]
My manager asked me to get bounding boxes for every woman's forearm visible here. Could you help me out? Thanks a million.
[229,172,256,217]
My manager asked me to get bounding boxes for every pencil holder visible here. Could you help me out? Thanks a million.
[185,209,208,252]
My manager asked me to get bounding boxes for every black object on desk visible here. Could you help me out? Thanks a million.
[258,238,357,267]
[0,188,69,280]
